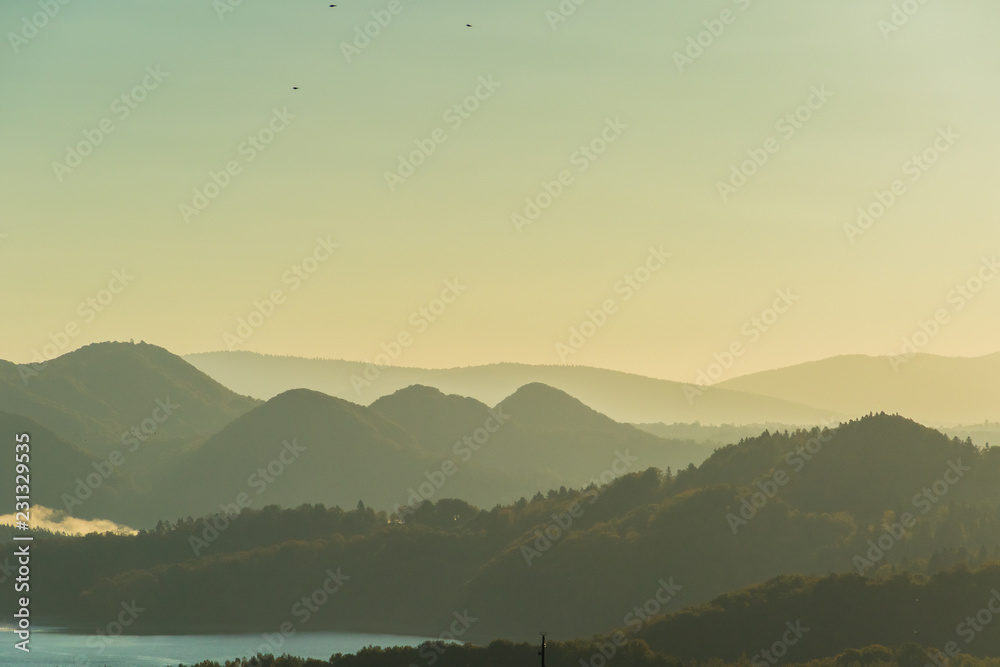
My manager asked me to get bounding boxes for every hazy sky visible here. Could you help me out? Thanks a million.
[3,0,999,383]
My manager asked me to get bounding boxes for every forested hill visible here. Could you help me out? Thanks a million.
[8,413,1000,641]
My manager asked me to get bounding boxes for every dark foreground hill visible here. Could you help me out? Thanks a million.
[636,567,1000,662]
[668,412,999,521]
[174,643,1000,667]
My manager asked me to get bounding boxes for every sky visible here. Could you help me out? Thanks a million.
[2,0,999,385]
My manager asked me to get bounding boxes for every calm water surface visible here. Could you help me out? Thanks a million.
[0,628,436,666]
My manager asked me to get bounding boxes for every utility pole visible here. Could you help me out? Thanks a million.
[539,632,547,667]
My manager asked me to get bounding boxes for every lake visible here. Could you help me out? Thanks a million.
[0,628,437,666]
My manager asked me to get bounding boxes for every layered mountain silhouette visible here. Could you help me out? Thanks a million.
[719,352,1000,425]
[0,342,713,526]
[7,342,998,533]
[8,340,1000,656]
[370,382,710,491]
[20,412,1000,643]
[145,382,714,526]
[184,351,839,424]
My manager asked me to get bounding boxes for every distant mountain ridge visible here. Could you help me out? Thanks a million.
[719,352,1000,425]
[183,351,840,425]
